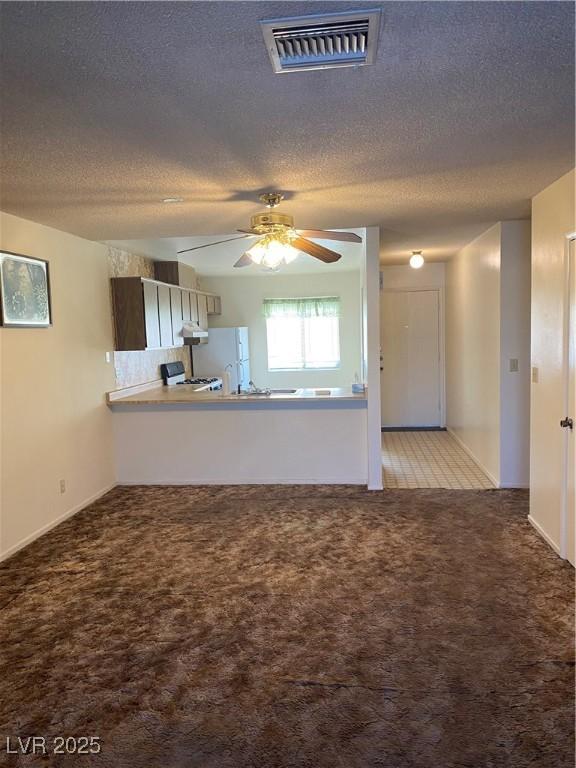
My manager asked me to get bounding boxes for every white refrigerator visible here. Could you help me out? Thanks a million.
[192,327,251,392]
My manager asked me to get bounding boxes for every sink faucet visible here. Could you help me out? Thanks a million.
[247,380,270,395]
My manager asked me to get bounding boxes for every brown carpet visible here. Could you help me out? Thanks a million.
[0,485,573,767]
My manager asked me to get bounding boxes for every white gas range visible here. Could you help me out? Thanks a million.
[160,362,222,391]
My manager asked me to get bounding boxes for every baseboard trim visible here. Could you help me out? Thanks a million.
[0,483,117,563]
[527,514,561,555]
[117,477,367,486]
[382,426,446,432]
[446,428,498,487]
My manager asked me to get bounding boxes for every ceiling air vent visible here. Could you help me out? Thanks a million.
[260,9,381,74]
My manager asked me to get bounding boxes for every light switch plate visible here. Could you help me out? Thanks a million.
[509,358,519,373]
[532,366,539,383]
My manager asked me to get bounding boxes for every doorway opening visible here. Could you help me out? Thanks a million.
[379,279,495,489]
[382,430,494,489]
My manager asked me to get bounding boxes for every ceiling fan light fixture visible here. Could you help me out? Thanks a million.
[261,244,285,269]
[282,246,300,264]
[259,192,284,208]
[409,250,425,269]
[246,241,265,265]
[246,235,300,269]
[180,191,358,267]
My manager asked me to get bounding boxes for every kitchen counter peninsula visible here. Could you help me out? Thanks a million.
[107,382,366,407]
[107,381,368,485]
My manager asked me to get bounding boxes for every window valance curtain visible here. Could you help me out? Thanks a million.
[262,296,341,318]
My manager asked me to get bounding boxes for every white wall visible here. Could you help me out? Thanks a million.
[446,224,502,484]
[500,222,532,488]
[380,262,445,291]
[0,212,117,560]
[445,221,531,487]
[529,170,575,552]
[200,271,362,389]
[112,404,367,485]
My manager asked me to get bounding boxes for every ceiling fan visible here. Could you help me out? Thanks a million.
[177,192,362,270]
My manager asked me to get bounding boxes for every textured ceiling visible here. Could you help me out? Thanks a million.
[0,1,574,263]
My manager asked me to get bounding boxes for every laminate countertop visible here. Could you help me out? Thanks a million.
[107,383,367,407]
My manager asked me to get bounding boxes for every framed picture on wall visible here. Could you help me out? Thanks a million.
[0,251,52,327]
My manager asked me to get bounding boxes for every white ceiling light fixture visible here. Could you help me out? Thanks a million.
[162,197,184,204]
[246,235,300,270]
[409,250,425,269]
[260,8,381,74]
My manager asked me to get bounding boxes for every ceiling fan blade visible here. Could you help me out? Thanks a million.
[296,229,362,243]
[177,234,253,255]
[233,252,254,268]
[292,237,342,264]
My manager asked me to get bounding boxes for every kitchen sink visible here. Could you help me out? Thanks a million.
[228,388,300,398]
[233,392,270,397]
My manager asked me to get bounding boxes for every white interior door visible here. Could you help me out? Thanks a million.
[380,290,441,428]
[563,239,575,565]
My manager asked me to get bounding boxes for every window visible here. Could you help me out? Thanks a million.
[263,297,341,370]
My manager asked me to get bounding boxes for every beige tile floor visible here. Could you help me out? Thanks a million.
[382,430,494,489]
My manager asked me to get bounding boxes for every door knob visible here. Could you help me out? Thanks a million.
[560,417,574,429]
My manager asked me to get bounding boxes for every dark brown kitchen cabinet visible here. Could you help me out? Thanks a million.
[143,281,161,348]
[111,277,219,351]
[204,293,222,315]
[154,261,198,289]
[189,292,199,324]
[181,290,204,326]
[181,291,191,323]
[157,284,173,348]
[170,287,184,346]
[197,293,208,330]
[111,277,161,351]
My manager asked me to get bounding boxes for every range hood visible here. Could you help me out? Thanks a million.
[183,323,209,345]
